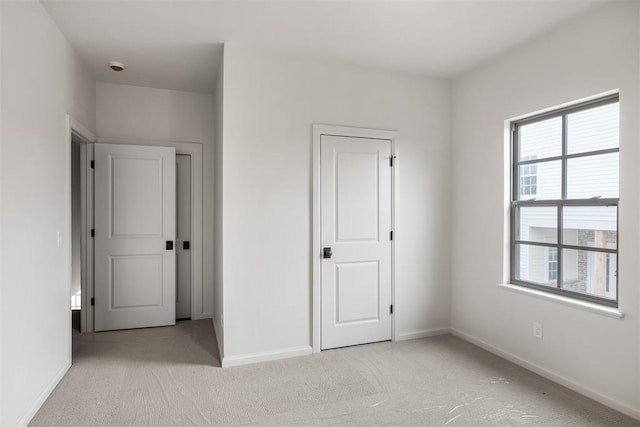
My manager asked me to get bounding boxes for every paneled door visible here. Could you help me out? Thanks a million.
[320,135,392,350]
[94,143,176,331]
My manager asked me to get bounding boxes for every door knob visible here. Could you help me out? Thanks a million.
[323,247,332,259]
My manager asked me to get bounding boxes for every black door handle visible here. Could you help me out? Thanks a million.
[323,247,332,259]
[166,241,174,250]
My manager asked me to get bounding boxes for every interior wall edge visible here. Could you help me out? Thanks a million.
[213,44,225,358]
[212,317,224,361]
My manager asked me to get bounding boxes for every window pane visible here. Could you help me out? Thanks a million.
[563,206,617,249]
[548,248,558,281]
[518,160,560,200]
[567,153,619,199]
[562,249,616,300]
[515,243,558,287]
[519,117,562,160]
[517,206,557,243]
[567,102,619,155]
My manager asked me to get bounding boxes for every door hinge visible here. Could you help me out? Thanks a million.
[91,228,95,238]
[390,231,393,241]
[91,297,95,306]
[390,304,393,314]
[90,160,94,169]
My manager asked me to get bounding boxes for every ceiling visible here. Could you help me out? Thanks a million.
[42,0,608,94]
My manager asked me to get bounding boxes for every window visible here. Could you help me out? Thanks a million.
[511,94,619,307]
[520,156,537,196]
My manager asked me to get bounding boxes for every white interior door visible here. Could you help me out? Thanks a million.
[176,154,191,319]
[321,135,392,350]
[94,143,176,331]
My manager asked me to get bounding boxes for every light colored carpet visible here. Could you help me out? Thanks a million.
[31,320,639,426]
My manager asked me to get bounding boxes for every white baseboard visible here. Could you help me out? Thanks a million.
[397,327,450,341]
[222,346,312,368]
[17,359,71,426]
[192,312,213,321]
[212,317,224,361]
[451,327,640,421]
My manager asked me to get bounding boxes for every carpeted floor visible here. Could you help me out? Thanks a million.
[31,319,639,426]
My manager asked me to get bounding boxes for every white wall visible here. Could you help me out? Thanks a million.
[96,82,215,319]
[213,52,225,358]
[451,1,640,417]
[0,1,96,425]
[221,46,451,362]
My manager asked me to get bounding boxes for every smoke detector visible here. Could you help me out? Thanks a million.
[109,61,125,72]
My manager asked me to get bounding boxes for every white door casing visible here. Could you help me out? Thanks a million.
[320,134,393,350]
[176,154,192,319]
[94,143,176,331]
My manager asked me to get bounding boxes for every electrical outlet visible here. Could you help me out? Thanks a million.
[533,322,543,339]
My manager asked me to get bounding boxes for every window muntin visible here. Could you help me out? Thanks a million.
[511,95,619,307]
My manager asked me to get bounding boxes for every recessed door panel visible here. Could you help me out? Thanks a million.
[94,143,176,332]
[111,255,163,309]
[335,262,379,324]
[111,157,163,238]
[321,135,392,350]
[336,152,379,242]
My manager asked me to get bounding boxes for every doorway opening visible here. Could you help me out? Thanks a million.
[71,135,82,332]
[66,115,97,345]
[67,125,205,335]
[312,124,398,353]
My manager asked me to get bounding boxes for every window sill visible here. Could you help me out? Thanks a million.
[497,283,624,319]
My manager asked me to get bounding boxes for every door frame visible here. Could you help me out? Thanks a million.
[97,138,206,322]
[311,124,398,353]
[65,115,96,336]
